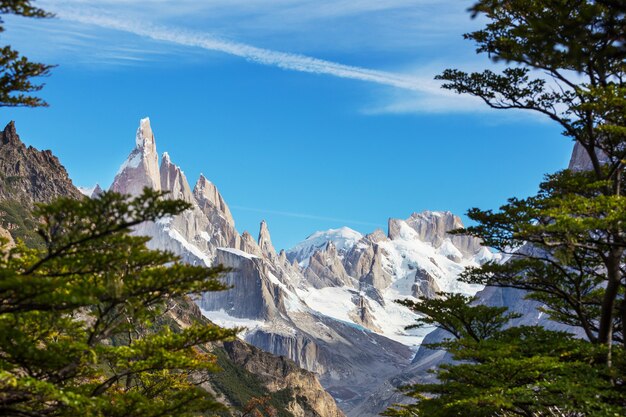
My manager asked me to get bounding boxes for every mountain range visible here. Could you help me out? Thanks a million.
[0,120,344,417]
[0,117,576,416]
[104,117,500,414]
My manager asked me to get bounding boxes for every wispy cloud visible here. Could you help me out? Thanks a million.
[231,205,384,229]
[52,8,442,95]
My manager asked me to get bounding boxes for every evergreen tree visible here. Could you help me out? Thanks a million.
[434,0,626,356]
[387,1,626,415]
[0,189,239,417]
[0,0,53,107]
[390,295,625,417]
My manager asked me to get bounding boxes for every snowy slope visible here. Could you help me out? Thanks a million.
[287,227,363,267]
[288,214,499,347]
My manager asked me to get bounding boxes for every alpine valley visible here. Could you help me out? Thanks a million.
[1,118,570,417]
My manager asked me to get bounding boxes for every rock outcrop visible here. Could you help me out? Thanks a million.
[0,121,83,205]
[222,340,345,417]
[0,121,83,245]
[568,141,609,172]
[164,295,346,417]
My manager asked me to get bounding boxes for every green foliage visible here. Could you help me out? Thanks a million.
[0,189,239,417]
[389,1,626,415]
[398,293,520,342]
[0,0,53,107]
[0,199,42,248]
[386,320,626,417]
[436,0,626,173]
[455,169,626,344]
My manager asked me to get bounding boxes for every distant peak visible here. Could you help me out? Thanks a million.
[78,184,105,199]
[110,117,161,194]
[162,151,171,164]
[258,220,277,258]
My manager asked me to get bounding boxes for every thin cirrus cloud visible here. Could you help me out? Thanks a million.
[52,8,444,96]
[230,205,384,229]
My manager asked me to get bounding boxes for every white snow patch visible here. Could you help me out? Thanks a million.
[199,308,265,335]
[217,247,260,260]
[288,227,363,266]
[200,231,211,242]
[77,185,96,197]
[296,286,356,324]
[438,238,463,261]
[268,272,305,312]
[166,228,212,266]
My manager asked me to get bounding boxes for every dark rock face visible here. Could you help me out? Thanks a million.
[0,121,83,205]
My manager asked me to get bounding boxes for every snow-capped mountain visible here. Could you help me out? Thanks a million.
[108,118,417,413]
[287,211,497,346]
[105,118,496,415]
[288,227,364,267]
[78,184,103,199]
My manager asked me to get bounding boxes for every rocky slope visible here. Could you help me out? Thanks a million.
[166,296,345,417]
[0,121,84,246]
[0,121,84,205]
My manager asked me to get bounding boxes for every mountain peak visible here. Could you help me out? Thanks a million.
[389,210,462,243]
[0,121,82,205]
[1,121,18,145]
[78,184,104,199]
[193,174,235,227]
[135,117,155,150]
[195,173,212,188]
[258,220,277,258]
[160,151,194,203]
[287,227,363,266]
[110,117,161,195]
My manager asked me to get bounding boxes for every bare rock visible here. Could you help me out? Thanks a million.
[110,117,161,195]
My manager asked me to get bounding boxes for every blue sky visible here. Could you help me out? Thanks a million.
[1,0,573,250]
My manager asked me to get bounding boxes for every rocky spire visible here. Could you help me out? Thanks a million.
[160,151,194,203]
[91,184,104,198]
[110,117,161,195]
[193,174,235,226]
[1,121,18,145]
[239,231,263,257]
[258,220,277,258]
